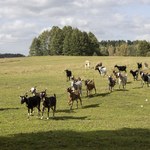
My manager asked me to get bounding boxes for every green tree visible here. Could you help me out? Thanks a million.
[70,28,82,55]
[38,30,50,55]
[49,26,64,55]
[137,40,150,56]
[29,37,42,56]
[62,26,73,55]
[88,32,100,55]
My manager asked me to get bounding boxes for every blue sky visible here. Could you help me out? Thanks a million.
[0,0,150,55]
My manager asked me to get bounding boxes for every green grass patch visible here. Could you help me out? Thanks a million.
[0,56,150,150]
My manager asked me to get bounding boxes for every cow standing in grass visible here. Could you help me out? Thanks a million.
[140,71,150,87]
[95,63,107,76]
[67,87,82,110]
[20,94,41,119]
[85,60,91,69]
[114,65,127,72]
[85,79,96,96]
[108,75,116,92]
[40,92,57,119]
[117,72,127,89]
[70,76,82,96]
[65,69,72,81]
[130,70,139,81]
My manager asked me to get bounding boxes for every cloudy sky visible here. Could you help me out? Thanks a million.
[0,0,150,55]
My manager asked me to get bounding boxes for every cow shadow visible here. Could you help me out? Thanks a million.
[0,107,19,111]
[114,89,129,92]
[83,104,99,109]
[86,92,110,98]
[56,109,74,113]
[53,116,88,120]
[132,86,143,89]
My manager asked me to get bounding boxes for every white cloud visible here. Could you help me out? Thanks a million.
[136,34,150,41]
[60,17,88,27]
[0,0,150,55]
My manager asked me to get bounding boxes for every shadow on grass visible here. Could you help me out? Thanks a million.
[56,109,74,113]
[0,107,19,111]
[0,128,149,150]
[127,81,132,84]
[83,104,99,109]
[53,116,88,120]
[115,89,129,92]
[132,86,143,89]
[85,92,110,98]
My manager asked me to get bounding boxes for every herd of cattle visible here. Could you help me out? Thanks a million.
[20,60,150,120]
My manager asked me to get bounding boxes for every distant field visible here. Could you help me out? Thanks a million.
[0,56,150,150]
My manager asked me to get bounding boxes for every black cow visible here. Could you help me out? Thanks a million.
[130,70,139,80]
[114,65,127,72]
[40,92,56,119]
[65,69,72,81]
[137,62,142,70]
[20,94,41,118]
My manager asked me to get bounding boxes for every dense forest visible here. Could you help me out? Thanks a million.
[29,26,150,56]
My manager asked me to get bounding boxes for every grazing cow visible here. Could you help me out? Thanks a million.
[117,72,127,89]
[140,71,150,87]
[85,79,96,96]
[95,66,107,76]
[67,87,82,110]
[108,75,116,92]
[114,65,127,72]
[65,69,72,81]
[40,92,57,119]
[130,70,139,81]
[85,60,91,69]
[137,62,142,70]
[20,94,41,118]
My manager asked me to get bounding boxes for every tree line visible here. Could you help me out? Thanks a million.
[0,53,25,58]
[29,26,150,56]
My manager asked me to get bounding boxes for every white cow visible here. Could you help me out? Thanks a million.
[96,66,107,76]
[85,60,91,69]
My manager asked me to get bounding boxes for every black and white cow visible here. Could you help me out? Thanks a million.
[130,70,139,81]
[40,92,57,119]
[140,71,150,87]
[20,94,41,119]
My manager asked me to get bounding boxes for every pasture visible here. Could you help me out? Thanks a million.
[0,56,150,150]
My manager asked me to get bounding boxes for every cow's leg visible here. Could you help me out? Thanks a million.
[76,100,78,109]
[79,97,82,108]
[28,108,30,119]
[37,105,41,117]
[41,107,45,119]
[47,107,50,119]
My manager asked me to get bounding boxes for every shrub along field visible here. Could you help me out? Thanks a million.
[0,56,150,150]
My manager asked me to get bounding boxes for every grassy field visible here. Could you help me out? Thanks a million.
[0,56,150,150]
